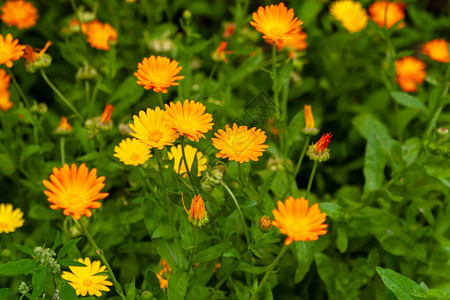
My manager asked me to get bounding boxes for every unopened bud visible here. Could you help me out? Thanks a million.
[259,216,272,233]
[76,62,98,81]
[25,53,52,73]
[141,291,154,300]
[182,10,192,20]
[437,127,448,136]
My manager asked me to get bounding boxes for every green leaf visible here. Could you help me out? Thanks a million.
[236,262,270,274]
[0,259,36,275]
[30,266,47,300]
[0,288,14,297]
[229,51,263,86]
[29,204,60,220]
[318,203,344,220]
[58,259,86,267]
[0,152,15,176]
[390,92,428,115]
[51,231,63,251]
[337,227,348,253]
[153,238,186,270]
[402,137,421,166]
[286,109,305,149]
[315,253,336,300]
[376,267,425,300]
[144,268,161,295]
[21,145,40,159]
[126,277,136,300]
[60,280,79,300]
[352,113,391,151]
[14,244,37,257]
[363,134,386,192]
[193,242,232,264]
[294,241,315,283]
[57,237,83,259]
[167,269,190,300]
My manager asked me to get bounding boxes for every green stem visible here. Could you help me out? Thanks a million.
[40,69,83,121]
[137,166,158,199]
[157,93,164,108]
[76,219,126,300]
[60,137,65,166]
[254,244,289,298]
[272,42,280,120]
[305,161,318,199]
[282,136,311,199]
[180,136,196,188]
[425,81,449,138]
[85,80,90,109]
[238,163,246,187]
[186,227,197,270]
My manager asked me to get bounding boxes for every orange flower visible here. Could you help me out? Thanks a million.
[1,0,38,29]
[100,103,114,124]
[134,56,184,93]
[0,68,10,91]
[272,196,327,245]
[212,124,268,163]
[330,0,368,33]
[307,133,332,162]
[212,41,232,63]
[84,21,118,50]
[23,41,52,63]
[250,2,303,49]
[0,33,26,68]
[223,22,236,39]
[55,116,73,134]
[282,28,308,51]
[369,1,405,29]
[0,90,13,111]
[156,259,172,289]
[182,194,209,227]
[395,56,426,93]
[42,164,109,220]
[303,105,318,135]
[422,39,450,63]
[164,99,214,142]
[314,133,332,153]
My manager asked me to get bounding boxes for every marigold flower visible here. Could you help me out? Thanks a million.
[23,41,52,73]
[23,41,52,63]
[369,1,405,29]
[212,41,233,63]
[100,103,114,124]
[395,56,426,93]
[0,90,13,111]
[259,215,272,232]
[250,2,303,49]
[282,28,308,51]
[422,39,450,63]
[0,33,26,68]
[272,196,327,245]
[0,203,24,233]
[61,258,113,297]
[182,194,209,227]
[1,0,38,29]
[168,144,207,177]
[156,259,172,289]
[114,138,152,166]
[164,99,214,142]
[307,133,332,162]
[303,105,318,135]
[330,0,368,33]
[134,56,184,93]
[42,163,109,220]
[0,68,10,91]
[223,22,236,39]
[54,116,73,134]
[212,124,268,163]
[129,107,178,149]
[84,20,118,50]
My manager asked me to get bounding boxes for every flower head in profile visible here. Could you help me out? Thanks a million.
[250,2,303,49]
[61,257,113,297]
[0,69,12,111]
[282,28,308,51]
[272,196,327,245]
[114,138,152,166]
[23,41,52,73]
[307,133,332,162]
[168,144,207,177]
[84,20,118,50]
[395,56,426,93]
[42,163,109,220]
[330,0,368,33]
[212,41,233,63]
[129,107,178,149]
[156,259,172,289]
[164,100,214,142]
[134,56,184,93]
[422,39,450,63]
[100,103,114,125]
[1,0,38,29]
[303,105,318,135]
[0,203,24,233]
[212,124,268,163]
[369,1,405,29]
[182,194,209,227]
[54,116,73,135]
[259,215,272,233]
[0,33,26,68]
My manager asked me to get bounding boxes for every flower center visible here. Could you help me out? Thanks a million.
[83,279,93,286]
[0,222,8,228]
[65,194,80,204]
[269,27,282,37]
[148,130,163,143]
[130,153,140,161]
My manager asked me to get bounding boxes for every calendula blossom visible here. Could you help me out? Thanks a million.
[303,105,318,135]
[369,1,405,29]
[330,0,368,33]
[0,203,24,233]
[0,68,12,111]
[156,259,172,289]
[182,194,209,227]
[134,56,184,93]
[23,41,52,72]
[100,103,114,124]
[1,0,38,29]
[84,20,118,50]
[395,56,426,93]
[212,41,232,63]
[307,133,332,162]
[168,144,207,177]
[282,28,308,51]
[114,138,152,166]
[259,215,272,232]
[0,33,26,68]
[422,39,450,63]
[54,116,73,134]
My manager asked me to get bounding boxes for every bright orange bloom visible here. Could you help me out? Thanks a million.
[134,56,184,93]
[422,39,450,63]
[23,41,52,63]
[0,90,12,111]
[212,41,232,63]
[369,1,405,29]
[156,259,172,289]
[0,34,26,68]
[182,194,209,227]
[330,0,368,33]
[164,99,214,142]
[223,22,236,39]
[84,21,118,50]
[314,133,332,154]
[250,2,303,49]
[42,164,109,220]
[0,68,10,91]
[1,0,38,29]
[282,28,308,51]
[212,124,268,163]
[272,196,327,245]
[129,107,178,149]
[56,116,72,132]
[303,105,318,135]
[395,56,426,93]
[100,103,114,124]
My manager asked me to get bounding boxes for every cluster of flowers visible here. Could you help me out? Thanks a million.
[329,0,449,93]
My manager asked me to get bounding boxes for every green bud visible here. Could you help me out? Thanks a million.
[141,291,154,300]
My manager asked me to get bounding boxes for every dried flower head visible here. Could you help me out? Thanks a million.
[422,39,450,63]
[134,56,184,93]
[0,203,24,233]
[330,0,368,33]
[1,0,38,29]
[395,56,426,93]
[23,41,52,73]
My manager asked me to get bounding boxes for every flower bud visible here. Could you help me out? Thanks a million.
[18,282,29,295]
[75,62,98,81]
[437,127,448,136]
[141,291,154,300]
[182,194,209,227]
[259,216,272,233]
[307,133,332,162]
[302,105,319,136]
[25,53,52,73]
[54,116,73,136]
[182,10,192,20]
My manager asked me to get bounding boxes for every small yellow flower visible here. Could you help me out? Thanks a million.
[156,259,172,289]
[1,0,38,29]
[0,33,26,68]
[134,56,184,93]
[182,194,209,227]
[168,144,207,177]
[422,39,450,63]
[330,0,368,33]
[0,203,24,233]
[61,258,113,297]
[114,138,152,166]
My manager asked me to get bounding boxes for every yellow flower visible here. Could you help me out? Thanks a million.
[23,41,52,63]
[1,0,38,29]
[156,259,172,289]
[134,56,184,93]
[0,203,24,233]
[84,20,118,50]
[42,164,109,220]
[129,107,178,149]
[212,123,268,163]
[114,138,152,166]
[272,196,327,245]
[250,2,303,49]
[61,258,113,297]
[0,33,26,68]
[330,0,368,33]
[168,144,207,177]
[164,99,214,142]
[369,1,405,29]
[182,194,209,227]
[422,39,450,63]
